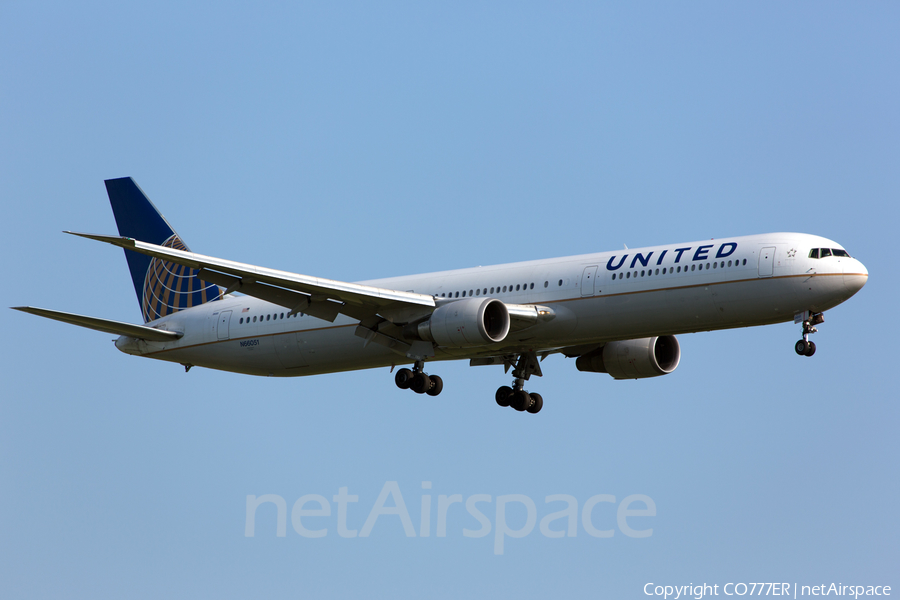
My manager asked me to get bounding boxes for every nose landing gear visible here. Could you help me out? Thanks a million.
[795,339,816,357]
[794,311,824,357]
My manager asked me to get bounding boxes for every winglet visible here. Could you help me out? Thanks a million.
[65,231,136,248]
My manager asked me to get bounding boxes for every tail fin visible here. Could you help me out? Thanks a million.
[105,177,221,323]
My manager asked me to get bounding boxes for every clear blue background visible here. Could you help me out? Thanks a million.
[2,2,896,598]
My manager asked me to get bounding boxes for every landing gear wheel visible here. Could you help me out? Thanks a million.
[805,341,816,357]
[395,368,413,389]
[510,390,531,412]
[426,375,443,396]
[495,386,513,407]
[795,340,810,356]
[410,372,431,394]
[526,393,543,414]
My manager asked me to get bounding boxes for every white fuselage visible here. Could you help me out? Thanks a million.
[115,232,868,377]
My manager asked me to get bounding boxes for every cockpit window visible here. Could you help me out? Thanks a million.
[809,247,851,259]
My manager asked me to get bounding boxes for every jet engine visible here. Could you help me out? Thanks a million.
[410,297,510,347]
[575,335,681,379]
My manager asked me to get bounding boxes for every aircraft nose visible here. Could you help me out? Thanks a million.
[843,258,868,296]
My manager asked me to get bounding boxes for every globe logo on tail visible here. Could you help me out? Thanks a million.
[141,234,221,322]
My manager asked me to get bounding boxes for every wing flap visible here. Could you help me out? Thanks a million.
[196,269,345,322]
[12,306,182,341]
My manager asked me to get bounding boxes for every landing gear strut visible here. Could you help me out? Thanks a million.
[794,311,824,357]
[395,361,443,396]
[495,352,544,414]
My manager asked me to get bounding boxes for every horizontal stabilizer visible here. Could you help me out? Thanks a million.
[11,307,182,342]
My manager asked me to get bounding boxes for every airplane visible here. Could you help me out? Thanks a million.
[13,178,868,415]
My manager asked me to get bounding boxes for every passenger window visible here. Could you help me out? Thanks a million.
[662,268,667,274]
[558,279,563,286]
[677,266,681,273]
[475,289,480,296]
[544,281,548,288]
[698,264,702,270]
[691,265,696,271]
[742,259,747,265]
[530,283,534,289]
[490,287,494,294]
[626,272,631,279]
[612,274,616,280]
[706,263,710,269]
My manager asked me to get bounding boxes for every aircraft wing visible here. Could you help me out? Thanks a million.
[66,232,437,324]
[11,306,182,341]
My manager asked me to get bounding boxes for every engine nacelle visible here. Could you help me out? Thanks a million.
[576,335,681,379]
[413,297,510,347]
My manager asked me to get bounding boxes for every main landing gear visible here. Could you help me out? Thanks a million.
[394,361,443,396]
[795,311,824,357]
[495,351,544,414]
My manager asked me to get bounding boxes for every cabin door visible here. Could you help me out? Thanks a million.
[581,265,598,296]
[758,247,775,277]
[217,310,232,340]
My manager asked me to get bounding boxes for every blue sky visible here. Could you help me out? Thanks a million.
[1,2,897,598]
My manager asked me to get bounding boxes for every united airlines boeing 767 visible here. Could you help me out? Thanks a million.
[13,178,868,414]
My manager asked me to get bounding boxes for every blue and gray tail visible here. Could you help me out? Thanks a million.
[105,177,221,323]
